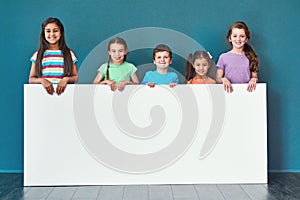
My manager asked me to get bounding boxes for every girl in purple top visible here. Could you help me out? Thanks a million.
[216,21,259,92]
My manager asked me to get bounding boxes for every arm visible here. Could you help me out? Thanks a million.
[118,72,140,91]
[140,72,155,88]
[93,71,103,84]
[216,68,224,84]
[168,73,179,88]
[56,63,79,95]
[93,72,117,91]
[247,71,258,92]
[29,62,54,95]
[216,68,233,93]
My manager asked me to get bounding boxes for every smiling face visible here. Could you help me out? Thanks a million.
[153,51,172,70]
[44,23,61,48]
[228,28,248,50]
[108,43,127,65]
[193,58,209,76]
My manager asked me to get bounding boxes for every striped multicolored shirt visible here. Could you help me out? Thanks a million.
[30,50,77,84]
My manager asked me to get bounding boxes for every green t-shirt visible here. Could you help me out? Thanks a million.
[97,61,137,83]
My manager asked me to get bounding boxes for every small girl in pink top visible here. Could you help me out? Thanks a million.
[185,50,216,84]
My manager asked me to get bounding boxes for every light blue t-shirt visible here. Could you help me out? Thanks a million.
[141,70,179,85]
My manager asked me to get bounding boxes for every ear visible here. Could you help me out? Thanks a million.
[169,59,172,65]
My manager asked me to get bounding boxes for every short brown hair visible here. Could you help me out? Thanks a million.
[153,44,172,60]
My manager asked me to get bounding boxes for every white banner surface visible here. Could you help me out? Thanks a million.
[24,84,267,186]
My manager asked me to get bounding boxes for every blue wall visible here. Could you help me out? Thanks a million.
[0,0,299,172]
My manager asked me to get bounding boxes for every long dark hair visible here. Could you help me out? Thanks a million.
[35,17,73,77]
[227,21,259,72]
[185,50,216,81]
[105,37,128,80]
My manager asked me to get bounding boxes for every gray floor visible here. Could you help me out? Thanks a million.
[1,173,300,200]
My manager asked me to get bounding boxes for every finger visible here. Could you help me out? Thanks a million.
[247,85,252,92]
[46,86,54,95]
[110,84,116,91]
[57,88,63,95]
[57,86,65,95]
[224,84,230,93]
[247,84,254,92]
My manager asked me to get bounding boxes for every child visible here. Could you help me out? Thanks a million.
[216,21,259,92]
[29,17,78,95]
[141,44,178,88]
[93,37,139,91]
[185,50,216,84]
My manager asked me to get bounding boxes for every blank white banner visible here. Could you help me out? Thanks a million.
[24,84,267,186]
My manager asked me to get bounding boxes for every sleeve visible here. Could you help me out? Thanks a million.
[70,50,78,63]
[30,51,38,63]
[141,72,150,84]
[172,72,179,83]
[128,63,137,76]
[97,63,108,78]
[216,54,225,70]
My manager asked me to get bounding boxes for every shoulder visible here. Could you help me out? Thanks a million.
[123,61,136,68]
[144,70,155,76]
[98,63,108,71]
[100,63,108,68]
[168,71,178,77]
[69,49,77,56]
[30,50,39,62]
[30,51,38,59]
[219,51,231,58]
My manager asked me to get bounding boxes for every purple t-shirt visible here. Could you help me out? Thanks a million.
[217,52,250,83]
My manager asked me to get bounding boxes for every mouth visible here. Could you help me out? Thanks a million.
[113,57,122,60]
[196,69,204,73]
[48,36,57,40]
[233,41,242,45]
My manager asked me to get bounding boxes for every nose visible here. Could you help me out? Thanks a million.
[195,65,202,69]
